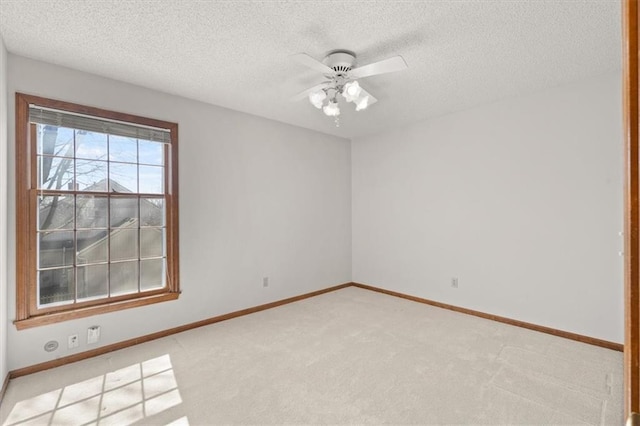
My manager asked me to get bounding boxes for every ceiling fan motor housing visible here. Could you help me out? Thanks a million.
[323,50,357,75]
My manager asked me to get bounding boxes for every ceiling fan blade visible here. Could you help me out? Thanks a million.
[362,89,378,106]
[290,53,335,75]
[358,87,378,109]
[349,56,408,79]
[290,82,331,102]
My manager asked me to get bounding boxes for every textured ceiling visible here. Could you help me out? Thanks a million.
[0,0,622,139]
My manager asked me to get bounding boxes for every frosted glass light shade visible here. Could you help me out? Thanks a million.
[342,81,362,103]
[309,90,326,109]
[355,95,370,111]
[323,101,340,116]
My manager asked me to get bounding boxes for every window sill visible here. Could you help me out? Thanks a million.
[14,292,180,330]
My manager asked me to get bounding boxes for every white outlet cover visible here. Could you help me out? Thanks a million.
[87,326,101,344]
[68,334,79,349]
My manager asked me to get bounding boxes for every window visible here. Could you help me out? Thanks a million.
[15,93,179,329]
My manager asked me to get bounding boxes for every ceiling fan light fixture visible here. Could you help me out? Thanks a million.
[323,100,340,116]
[342,80,362,102]
[293,50,407,125]
[309,90,326,109]
[355,95,370,111]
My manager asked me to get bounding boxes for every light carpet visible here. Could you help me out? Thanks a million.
[0,287,623,425]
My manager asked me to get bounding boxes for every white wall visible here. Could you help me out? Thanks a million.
[0,35,8,383]
[6,55,352,370]
[352,72,624,343]
[4,53,624,371]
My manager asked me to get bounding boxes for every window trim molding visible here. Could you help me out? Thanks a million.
[14,93,180,330]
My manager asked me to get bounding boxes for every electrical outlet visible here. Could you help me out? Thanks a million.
[68,334,79,349]
[87,326,100,344]
[263,277,269,287]
[451,277,459,288]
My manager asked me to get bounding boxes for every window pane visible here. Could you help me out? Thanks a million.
[140,228,163,259]
[139,165,163,194]
[138,140,164,166]
[38,156,74,191]
[110,261,139,296]
[140,258,165,291]
[110,197,138,228]
[39,195,74,230]
[75,130,107,161]
[109,135,137,163]
[37,125,74,157]
[110,229,138,261]
[77,230,108,264]
[141,199,164,227]
[76,195,108,229]
[77,264,108,300]
[110,162,138,193]
[39,231,75,268]
[76,159,108,192]
[39,267,74,306]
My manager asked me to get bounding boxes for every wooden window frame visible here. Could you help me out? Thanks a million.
[624,0,640,418]
[14,93,180,330]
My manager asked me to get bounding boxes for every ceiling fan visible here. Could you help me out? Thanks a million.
[291,50,408,126]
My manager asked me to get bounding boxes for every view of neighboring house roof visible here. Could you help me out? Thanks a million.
[39,178,163,249]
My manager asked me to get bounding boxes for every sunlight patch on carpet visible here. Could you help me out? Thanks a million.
[3,354,188,426]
